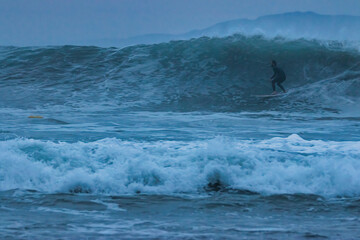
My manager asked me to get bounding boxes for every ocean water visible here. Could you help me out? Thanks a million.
[1,34,360,239]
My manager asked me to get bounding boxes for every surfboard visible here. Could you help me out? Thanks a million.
[253,93,284,98]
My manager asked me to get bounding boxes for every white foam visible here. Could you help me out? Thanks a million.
[0,135,360,197]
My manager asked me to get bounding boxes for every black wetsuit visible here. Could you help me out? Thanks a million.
[271,66,286,92]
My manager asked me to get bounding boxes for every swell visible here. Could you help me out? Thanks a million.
[0,34,359,112]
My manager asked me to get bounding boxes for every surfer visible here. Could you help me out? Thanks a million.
[270,60,286,94]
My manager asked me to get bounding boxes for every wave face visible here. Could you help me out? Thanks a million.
[1,135,360,197]
[1,35,359,113]
[0,35,360,113]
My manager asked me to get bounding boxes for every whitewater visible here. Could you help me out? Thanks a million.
[1,32,360,238]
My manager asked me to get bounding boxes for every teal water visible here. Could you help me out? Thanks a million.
[1,36,360,239]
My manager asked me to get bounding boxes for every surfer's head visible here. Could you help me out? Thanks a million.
[271,60,277,67]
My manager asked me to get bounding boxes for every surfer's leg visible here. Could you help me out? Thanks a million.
[277,82,286,92]
[272,80,276,91]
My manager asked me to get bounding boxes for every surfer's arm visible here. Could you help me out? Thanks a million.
[270,68,278,80]
[271,73,276,80]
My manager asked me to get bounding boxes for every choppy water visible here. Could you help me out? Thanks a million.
[1,34,360,239]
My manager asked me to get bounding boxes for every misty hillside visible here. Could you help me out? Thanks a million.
[93,12,360,47]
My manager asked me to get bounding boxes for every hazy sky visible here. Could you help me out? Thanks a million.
[1,0,360,46]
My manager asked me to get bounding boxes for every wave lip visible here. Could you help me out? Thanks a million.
[1,135,360,197]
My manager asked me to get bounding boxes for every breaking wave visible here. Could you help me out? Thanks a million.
[0,34,359,113]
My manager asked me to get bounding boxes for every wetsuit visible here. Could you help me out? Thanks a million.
[271,66,286,92]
